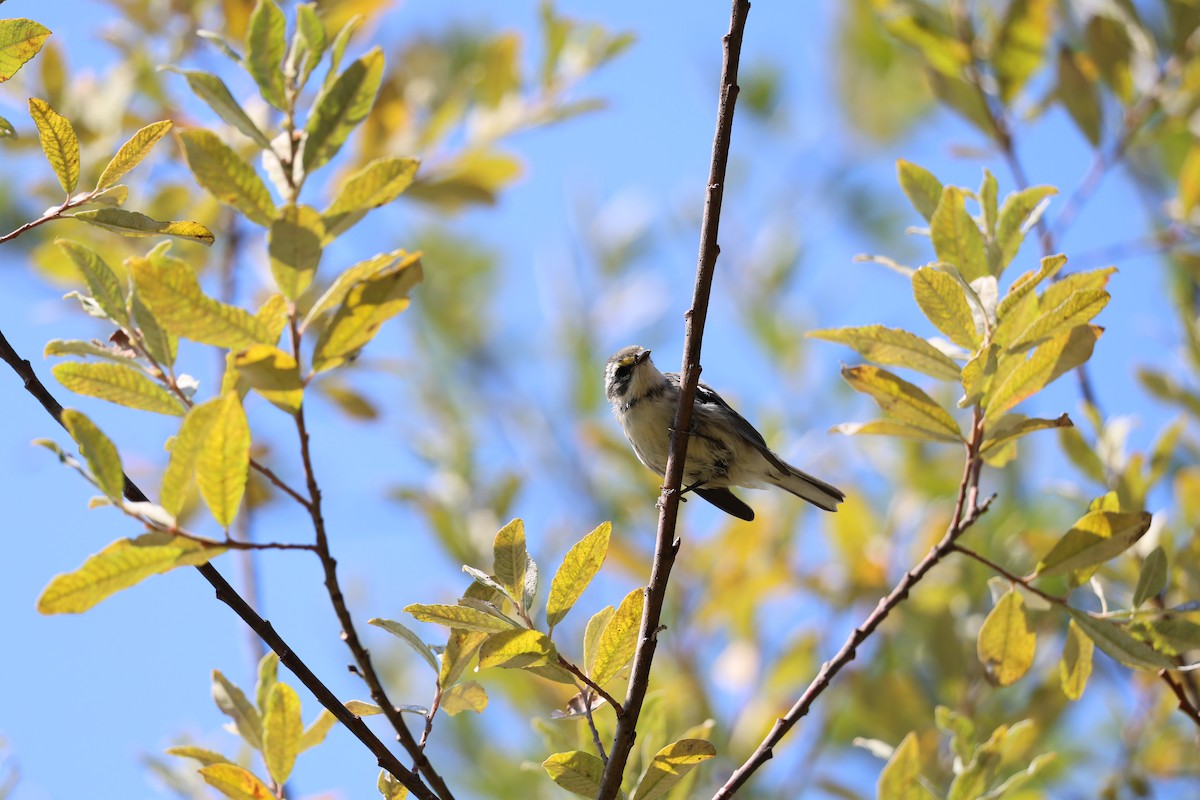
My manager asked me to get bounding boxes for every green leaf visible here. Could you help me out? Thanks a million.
[977,589,1036,686]
[1059,619,1094,701]
[304,47,385,171]
[161,399,222,516]
[1064,607,1175,670]
[255,652,278,713]
[632,739,716,800]
[62,409,124,502]
[268,204,324,300]
[247,0,287,110]
[163,68,272,149]
[234,345,303,414]
[300,250,420,331]
[133,294,177,368]
[1058,425,1106,483]
[178,129,277,227]
[311,256,423,372]
[980,413,1072,455]
[38,531,225,614]
[212,670,263,750]
[912,266,979,349]
[71,209,214,245]
[194,392,250,529]
[52,361,182,415]
[927,69,997,140]
[546,521,611,633]
[543,751,605,798]
[831,419,961,444]
[1179,142,1200,217]
[262,683,302,784]
[931,186,988,281]
[323,156,420,240]
[896,160,943,223]
[1056,46,1102,147]
[996,253,1065,319]
[492,518,527,608]
[841,365,963,441]
[405,149,523,210]
[984,325,1102,420]
[1132,547,1168,607]
[979,170,999,239]
[325,15,364,87]
[440,681,487,716]
[295,4,327,89]
[0,19,50,82]
[993,0,1053,102]
[405,603,516,633]
[808,325,961,381]
[199,763,273,800]
[583,606,614,676]
[590,587,644,685]
[1035,510,1152,578]
[995,187,1057,271]
[96,120,173,189]
[165,745,235,767]
[478,629,557,670]
[439,628,489,689]
[57,240,129,327]
[0,114,14,137]
[29,97,79,194]
[369,617,439,673]
[1131,616,1200,657]
[378,768,408,800]
[298,709,337,752]
[877,732,930,800]
[1008,289,1109,353]
[130,253,273,349]
[44,339,142,369]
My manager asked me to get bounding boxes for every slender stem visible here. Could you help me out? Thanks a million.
[1160,670,1200,730]
[286,319,455,800]
[596,3,750,796]
[557,655,624,716]
[0,190,100,245]
[950,543,1065,605]
[581,690,610,766]
[713,409,989,799]
[0,326,439,800]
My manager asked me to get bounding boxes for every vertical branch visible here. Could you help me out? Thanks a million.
[595,2,751,797]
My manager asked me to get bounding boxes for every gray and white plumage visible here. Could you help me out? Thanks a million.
[604,345,844,521]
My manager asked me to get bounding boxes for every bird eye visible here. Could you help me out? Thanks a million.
[615,362,633,380]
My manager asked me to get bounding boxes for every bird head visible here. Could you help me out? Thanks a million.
[605,345,658,404]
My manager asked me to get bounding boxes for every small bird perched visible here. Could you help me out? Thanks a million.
[604,345,844,521]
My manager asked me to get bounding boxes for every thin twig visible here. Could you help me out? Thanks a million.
[581,690,610,766]
[286,318,455,800]
[949,543,1066,606]
[1160,670,1200,730]
[595,2,751,796]
[0,326,439,800]
[714,409,990,798]
[557,656,625,716]
[0,191,99,245]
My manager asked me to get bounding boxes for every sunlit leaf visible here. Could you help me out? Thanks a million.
[246,0,287,110]
[977,589,1036,686]
[1035,510,1151,578]
[1060,619,1093,701]
[439,628,489,689]
[262,683,301,784]
[631,739,716,800]
[809,325,961,380]
[877,732,930,800]
[295,4,327,89]
[993,0,1052,102]
[983,325,1101,420]
[590,587,644,685]
[405,150,523,210]
[29,97,79,193]
[323,157,420,240]
[543,751,605,798]
[912,266,979,349]
[194,392,250,529]
[161,399,222,516]
[996,253,1065,319]
[980,413,1072,455]
[931,186,988,281]
[62,409,124,501]
[38,532,224,614]
[1180,142,1200,217]
[492,518,527,605]
[179,129,277,227]
[96,120,173,189]
[199,763,273,800]
[71,209,214,245]
[831,419,961,443]
[1065,607,1175,670]
[304,46,385,170]
[1056,46,1101,147]
[52,361,182,415]
[1008,289,1109,353]
[478,629,557,670]
[440,681,487,716]
[297,709,337,752]
[57,240,129,327]
[378,769,408,800]
[311,256,423,372]
[896,159,943,222]
[369,617,439,673]
[300,250,420,331]
[1130,616,1200,657]
[254,652,278,713]
[165,745,235,767]
[405,603,516,633]
[1132,547,1168,607]
[841,365,963,441]
[546,521,611,633]
[234,345,303,413]
[268,204,324,299]
[0,19,50,82]
[163,68,272,148]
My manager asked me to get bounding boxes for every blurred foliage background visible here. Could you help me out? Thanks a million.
[1,1,1199,799]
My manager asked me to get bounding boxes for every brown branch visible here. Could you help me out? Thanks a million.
[556,655,625,716]
[286,319,454,800]
[0,190,99,245]
[1160,670,1200,730]
[950,542,1066,606]
[582,690,610,766]
[713,409,990,798]
[596,2,750,796]
[0,325,440,800]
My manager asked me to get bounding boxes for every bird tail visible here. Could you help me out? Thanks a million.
[771,465,845,512]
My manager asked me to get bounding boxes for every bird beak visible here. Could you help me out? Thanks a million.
[635,349,651,365]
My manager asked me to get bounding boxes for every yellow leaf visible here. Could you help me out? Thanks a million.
[323,156,420,239]
[993,0,1053,102]
[199,763,273,800]
[130,252,272,349]
[492,518,527,604]
[997,254,1066,319]
[977,589,1036,686]
[177,128,276,227]
[1007,289,1109,353]
[62,409,124,501]
[97,120,173,189]
[300,250,420,331]
[439,628,489,689]
[809,325,961,381]
[1059,619,1093,701]
[0,19,51,82]
[979,413,1072,455]
[896,159,942,223]
[546,521,611,632]
[841,365,963,441]
[246,0,287,110]
[37,532,225,614]
[29,97,79,194]
[1180,142,1200,217]
[255,651,278,713]
[1035,510,1151,579]
[984,325,1102,420]
[165,67,273,147]
[591,587,644,685]
[234,345,303,413]
[478,629,556,670]
[440,681,487,715]
[71,208,214,245]
[304,47,385,170]
[263,683,302,784]
[542,751,605,798]
[298,709,338,752]
[195,392,250,529]
[912,266,979,349]
[161,400,223,516]
[344,700,382,716]
[52,361,183,416]
[268,204,324,300]
[311,256,423,372]
[56,240,129,327]
[930,187,988,281]
[213,669,263,750]
[632,739,716,800]
[405,603,515,633]
[378,769,409,800]
[583,606,615,676]
[877,732,929,800]
[165,745,234,766]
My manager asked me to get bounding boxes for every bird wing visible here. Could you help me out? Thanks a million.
[689,378,797,475]
[695,487,755,521]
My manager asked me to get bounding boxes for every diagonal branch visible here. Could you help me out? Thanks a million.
[595,1,751,796]
[0,326,441,800]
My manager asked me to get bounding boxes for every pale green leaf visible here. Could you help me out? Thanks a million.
[263,683,302,784]
[984,325,1102,420]
[298,709,338,752]
[543,751,605,798]
[57,240,129,327]
[977,590,1036,686]
[996,253,1065,319]
[912,266,979,349]
[312,256,423,372]
[133,294,178,367]
[877,732,931,800]
[255,652,278,713]
[38,532,225,614]
[439,628,489,689]
[1008,289,1109,353]
[405,602,516,633]
[178,129,277,227]
[583,606,614,676]
[62,409,124,501]
[632,739,716,800]
[478,629,557,670]
[993,0,1053,102]
[841,365,963,441]
[323,156,420,239]
[979,413,1072,455]
[29,97,79,193]
[931,187,988,281]
[96,120,173,189]
[300,250,420,331]
[1035,510,1151,578]
[269,204,324,300]
[295,4,327,89]
[43,339,143,369]
[440,681,487,716]
[195,392,250,529]
[1065,607,1175,670]
[247,0,287,110]
[234,345,303,414]
[213,670,263,750]
[161,399,223,516]
[199,763,273,800]
[0,19,50,82]
[547,521,611,633]
[1057,46,1102,146]
[995,187,1057,271]
[1059,618,1093,700]
[52,361,182,415]
[896,159,942,223]
[831,419,961,444]
[304,47,385,170]
[591,587,644,685]
[71,209,214,245]
[808,325,961,381]
[165,746,234,767]
[164,68,272,148]
[369,617,439,673]
[492,518,527,606]
[1132,547,1168,607]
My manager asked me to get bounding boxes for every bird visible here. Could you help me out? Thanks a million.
[604,345,844,521]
